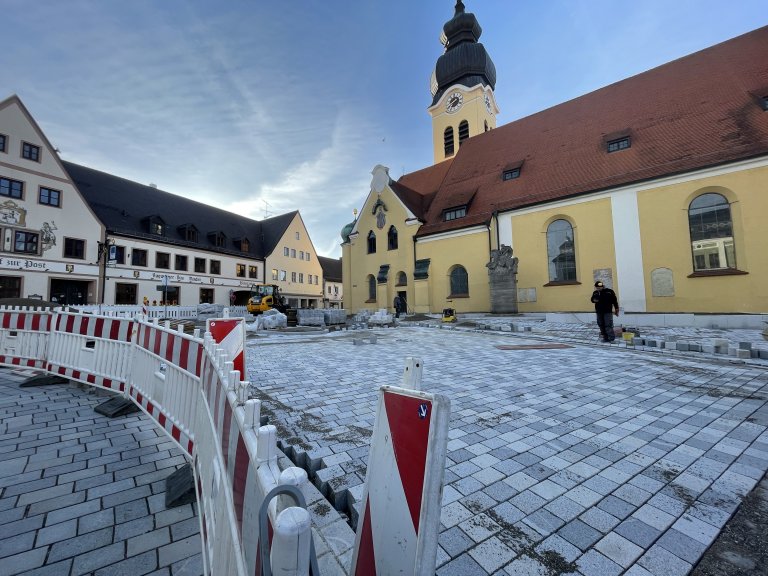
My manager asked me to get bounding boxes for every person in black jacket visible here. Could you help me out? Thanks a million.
[591,281,620,342]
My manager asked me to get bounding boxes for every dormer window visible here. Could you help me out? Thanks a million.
[443,206,467,221]
[178,224,199,243]
[607,136,631,153]
[503,168,520,181]
[208,231,226,248]
[143,216,166,236]
[235,238,250,252]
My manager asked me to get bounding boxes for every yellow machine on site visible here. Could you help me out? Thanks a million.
[246,284,288,315]
[442,308,457,323]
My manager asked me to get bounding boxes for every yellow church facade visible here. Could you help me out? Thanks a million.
[342,3,768,317]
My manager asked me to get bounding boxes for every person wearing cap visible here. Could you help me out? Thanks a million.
[590,281,619,342]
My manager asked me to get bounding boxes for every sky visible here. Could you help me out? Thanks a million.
[2,1,766,259]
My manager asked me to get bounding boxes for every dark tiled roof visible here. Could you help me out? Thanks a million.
[318,256,342,282]
[63,161,296,259]
[410,26,768,238]
[393,159,452,220]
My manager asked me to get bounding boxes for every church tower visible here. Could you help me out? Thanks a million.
[428,0,497,164]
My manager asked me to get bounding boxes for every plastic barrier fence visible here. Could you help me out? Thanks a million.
[0,307,51,369]
[0,306,315,576]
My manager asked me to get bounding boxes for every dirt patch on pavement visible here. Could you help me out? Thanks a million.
[691,473,768,576]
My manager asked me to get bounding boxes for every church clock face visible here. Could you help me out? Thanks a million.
[445,91,463,113]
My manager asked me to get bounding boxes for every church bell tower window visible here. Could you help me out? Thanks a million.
[444,127,455,157]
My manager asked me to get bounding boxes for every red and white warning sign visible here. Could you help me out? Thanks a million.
[206,317,246,379]
[352,385,450,575]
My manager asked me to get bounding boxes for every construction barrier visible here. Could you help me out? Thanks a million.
[0,306,315,576]
[351,385,450,576]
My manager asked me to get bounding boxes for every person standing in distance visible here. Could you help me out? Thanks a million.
[591,281,619,342]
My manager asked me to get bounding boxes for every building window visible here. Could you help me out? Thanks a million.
[237,238,250,252]
[0,134,6,153]
[280,270,286,281]
[458,120,469,146]
[306,253,310,262]
[208,231,226,247]
[132,249,148,267]
[367,275,376,301]
[295,232,300,240]
[250,266,258,279]
[272,268,278,280]
[547,219,577,282]
[299,251,304,260]
[156,252,170,269]
[334,286,338,294]
[175,255,188,271]
[367,231,376,254]
[22,142,40,162]
[607,137,631,153]
[115,283,137,305]
[396,271,407,286]
[1,177,23,199]
[328,286,332,294]
[210,260,221,275]
[236,264,246,278]
[14,231,39,254]
[112,245,126,264]
[688,193,736,271]
[194,257,206,273]
[299,273,304,283]
[291,272,297,282]
[199,288,214,304]
[0,276,21,299]
[284,247,289,256]
[291,249,296,258]
[39,187,62,207]
[503,168,520,181]
[443,206,467,221]
[151,221,164,235]
[387,226,398,250]
[63,238,85,259]
[444,127,454,157]
[179,225,198,243]
[449,265,469,296]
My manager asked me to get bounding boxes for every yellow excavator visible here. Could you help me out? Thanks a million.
[246,284,288,315]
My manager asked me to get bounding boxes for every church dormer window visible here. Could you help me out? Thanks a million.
[444,206,467,221]
[458,120,469,146]
[143,215,165,236]
[444,127,455,157]
[607,136,631,153]
[208,230,227,248]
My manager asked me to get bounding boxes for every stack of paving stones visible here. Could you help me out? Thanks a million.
[322,309,347,326]
[297,309,326,327]
[248,323,768,576]
[0,368,203,576]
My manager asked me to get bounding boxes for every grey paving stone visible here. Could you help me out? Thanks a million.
[615,517,661,548]
[0,530,36,560]
[158,534,202,568]
[15,558,73,575]
[127,527,171,557]
[48,526,114,562]
[557,519,602,551]
[0,546,49,574]
[36,518,78,546]
[576,549,623,576]
[94,550,158,576]
[45,498,101,526]
[71,542,125,576]
[170,552,203,576]
[638,544,693,576]
[438,526,474,557]
[436,552,485,576]
[78,508,115,535]
[597,495,636,520]
[0,516,44,541]
[170,517,200,542]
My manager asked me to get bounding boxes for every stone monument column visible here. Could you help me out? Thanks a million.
[486,245,519,314]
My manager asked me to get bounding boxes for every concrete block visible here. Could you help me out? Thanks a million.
[759,349,768,360]
[688,343,701,352]
[677,343,689,352]
[666,342,677,351]
[738,341,752,350]
[728,347,737,356]
[702,345,716,354]
[736,349,751,359]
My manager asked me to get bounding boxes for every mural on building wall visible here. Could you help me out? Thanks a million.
[0,200,27,226]
[41,221,58,252]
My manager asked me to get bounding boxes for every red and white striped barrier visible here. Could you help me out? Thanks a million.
[46,311,136,392]
[0,307,51,369]
[194,332,312,575]
[352,385,450,576]
[128,319,205,457]
[206,317,246,378]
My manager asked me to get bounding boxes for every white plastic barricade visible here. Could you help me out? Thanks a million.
[46,311,136,393]
[351,385,450,576]
[128,319,204,456]
[194,332,312,576]
[0,307,51,369]
[206,317,246,378]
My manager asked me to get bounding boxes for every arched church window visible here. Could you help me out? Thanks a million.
[458,120,469,146]
[396,271,407,286]
[367,275,377,301]
[449,265,469,297]
[444,127,454,157]
[387,226,398,250]
[547,219,577,282]
[367,231,376,254]
[688,193,736,271]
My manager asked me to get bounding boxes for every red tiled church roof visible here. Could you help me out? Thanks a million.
[400,26,768,238]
